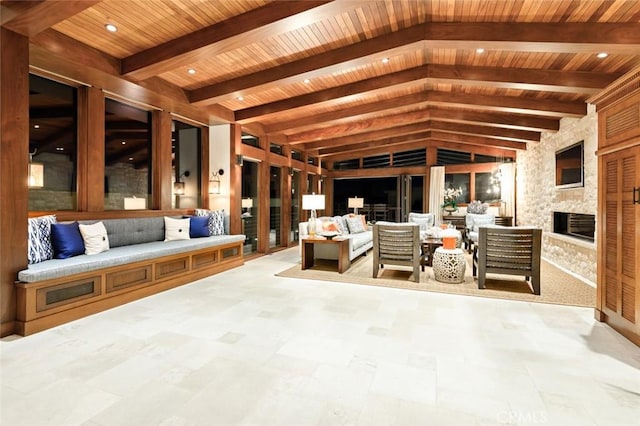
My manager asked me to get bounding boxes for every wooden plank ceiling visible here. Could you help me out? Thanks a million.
[4,0,640,161]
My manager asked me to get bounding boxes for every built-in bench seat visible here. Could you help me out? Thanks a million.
[16,216,245,336]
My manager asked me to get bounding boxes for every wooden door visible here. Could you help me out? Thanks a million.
[601,145,640,345]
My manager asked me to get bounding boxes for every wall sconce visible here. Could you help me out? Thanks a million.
[236,155,244,166]
[348,196,364,215]
[173,170,189,195]
[208,168,224,194]
[28,149,44,189]
[288,167,295,176]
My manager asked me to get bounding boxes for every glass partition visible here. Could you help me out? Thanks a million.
[270,166,282,248]
[241,161,259,254]
[290,170,300,243]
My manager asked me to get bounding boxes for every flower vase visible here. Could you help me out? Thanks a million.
[443,206,458,216]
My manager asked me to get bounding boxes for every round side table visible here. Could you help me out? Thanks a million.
[432,247,466,283]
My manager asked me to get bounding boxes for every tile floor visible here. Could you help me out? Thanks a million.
[1,247,639,426]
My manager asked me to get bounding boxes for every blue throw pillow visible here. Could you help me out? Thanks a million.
[189,215,210,238]
[51,222,85,259]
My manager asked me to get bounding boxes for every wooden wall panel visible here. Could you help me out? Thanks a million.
[151,110,172,210]
[77,86,105,211]
[1,28,29,337]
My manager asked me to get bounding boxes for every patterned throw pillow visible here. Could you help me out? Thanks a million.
[322,221,341,234]
[195,209,225,236]
[27,214,57,264]
[346,215,366,234]
[164,217,190,241]
[333,215,348,234]
[78,222,110,255]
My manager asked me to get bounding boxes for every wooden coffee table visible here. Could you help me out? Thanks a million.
[421,238,443,271]
[301,236,350,273]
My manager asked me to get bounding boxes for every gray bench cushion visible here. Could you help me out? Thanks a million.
[78,217,166,248]
[18,235,245,283]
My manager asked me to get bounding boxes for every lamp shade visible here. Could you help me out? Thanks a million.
[28,162,44,188]
[173,181,185,195]
[242,198,253,208]
[348,197,363,209]
[302,194,325,210]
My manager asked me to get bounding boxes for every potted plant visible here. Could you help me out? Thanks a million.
[442,187,463,215]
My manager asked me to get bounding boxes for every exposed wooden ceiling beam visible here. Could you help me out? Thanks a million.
[265,92,429,134]
[429,132,527,150]
[192,22,639,105]
[235,67,427,122]
[236,64,599,121]
[422,22,640,55]
[428,108,559,132]
[426,64,617,94]
[121,1,353,80]
[317,132,431,157]
[303,122,431,151]
[425,91,586,117]
[287,110,431,144]
[428,121,540,143]
[189,26,424,104]
[1,0,101,37]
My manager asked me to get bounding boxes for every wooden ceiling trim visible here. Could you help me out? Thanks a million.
[423,23,640,55]
[287,109,431,144]
[426,64,619,94]
[428,108,560,132]
[121,1,353,80]
[429,132,527,151]
[1,0,101,37]
[189,25,425,104]
[235,66,428,121]
[425,91,587,117]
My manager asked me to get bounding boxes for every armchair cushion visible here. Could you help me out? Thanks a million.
[408,212,435,232]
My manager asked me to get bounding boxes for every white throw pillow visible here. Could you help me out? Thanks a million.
[78,222,110,255]
[164,217,191,241]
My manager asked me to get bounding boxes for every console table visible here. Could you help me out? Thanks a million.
[301,236,350,273]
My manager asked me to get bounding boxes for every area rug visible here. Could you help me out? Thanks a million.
[276,254,596,307]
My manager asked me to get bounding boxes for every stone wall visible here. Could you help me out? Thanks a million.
[516,104,597,284]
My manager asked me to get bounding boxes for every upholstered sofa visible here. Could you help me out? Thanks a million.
[298,215,373,262]
[16,214,245,335]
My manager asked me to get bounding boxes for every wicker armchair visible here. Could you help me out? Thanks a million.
[473,227,542,295]
[372,222,421,282]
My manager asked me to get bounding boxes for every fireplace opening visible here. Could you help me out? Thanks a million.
[553,212,595,242]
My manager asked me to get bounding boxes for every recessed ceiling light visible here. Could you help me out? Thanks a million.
[56,147,64,151]
[597,52,608,58]
[105,23,117,33]
[121,140,126,145]
[128,157,133,161]
[237,96,244,101]
[187,68,196,75]
[33,124,40,129]
[381,57,390,64]
[303,78,311,84]
[476,48,485,54]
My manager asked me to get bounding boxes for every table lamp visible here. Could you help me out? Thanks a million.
[348,196,363,215]
[302,193,325,236]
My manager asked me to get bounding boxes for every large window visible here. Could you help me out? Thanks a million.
[28,74,78,211]
[475,172,502,202]
[104,99,151,210]
[445,173,470,203]
[172,120,202,209]
[290,170,301,243]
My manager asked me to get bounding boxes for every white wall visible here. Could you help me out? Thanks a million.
[516,104,597,284]
[209,124,231,213]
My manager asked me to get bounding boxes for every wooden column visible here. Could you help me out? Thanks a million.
[200,126,210,209]
[1,28,29,337]
[258,156,270,253]
[77,86,105,211]
[151,110,172,210]
[229,123,242,235]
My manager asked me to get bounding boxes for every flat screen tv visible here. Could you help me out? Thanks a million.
[555,141,584,189]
